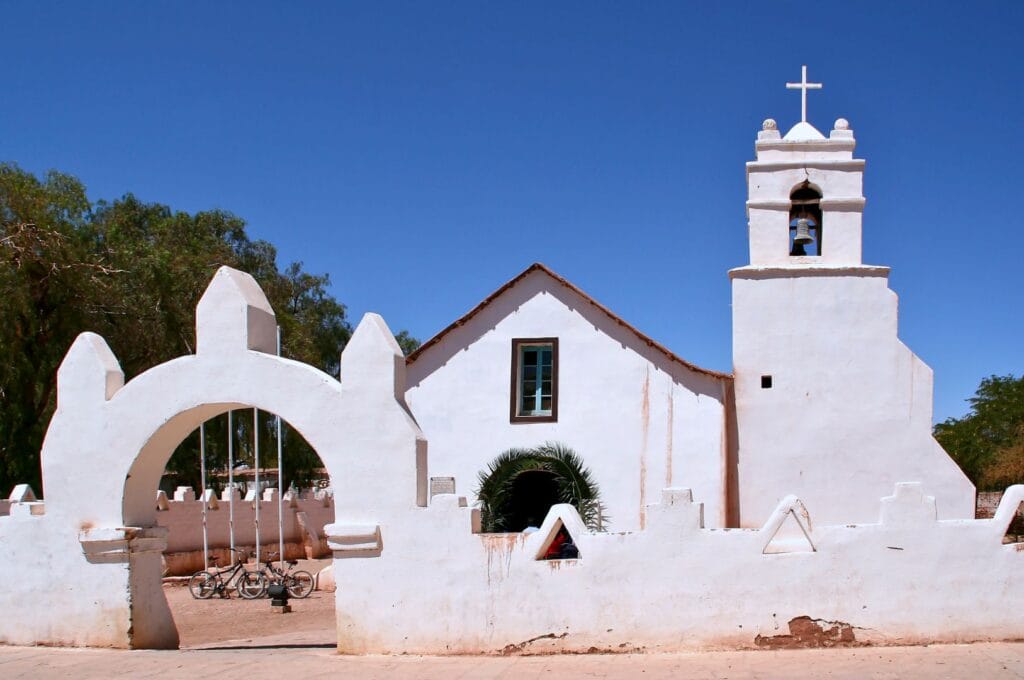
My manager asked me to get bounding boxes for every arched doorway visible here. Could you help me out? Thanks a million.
[156,409,337,649]
[475,442,604,532]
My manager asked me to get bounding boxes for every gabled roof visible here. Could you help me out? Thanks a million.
[405,263,731,381]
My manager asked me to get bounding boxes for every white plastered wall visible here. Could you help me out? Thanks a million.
[405,270,729,530]
[732,269,974,526]
[333,485,1024,654]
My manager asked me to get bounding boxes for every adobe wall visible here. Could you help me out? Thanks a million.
[0,485,335,575]
[332,484,1024,654]
[154,488,335,574]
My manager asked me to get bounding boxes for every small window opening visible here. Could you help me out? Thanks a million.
[536,519,581,561]
[761,375,773,389]
[789,184,822,257]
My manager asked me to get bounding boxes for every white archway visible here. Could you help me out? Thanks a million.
[23,267,427,648]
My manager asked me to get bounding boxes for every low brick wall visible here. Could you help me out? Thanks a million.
[977,490,1024,541]
[155,487,334,575]
[163,541,311,576]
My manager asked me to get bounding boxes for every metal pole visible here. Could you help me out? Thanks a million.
[254,407,260,565]
[227,410,235,554]
[276,326,285,570]
[200,422,209,572]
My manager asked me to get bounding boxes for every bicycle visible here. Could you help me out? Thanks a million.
[256,552,315,599]
[188,548,266,600]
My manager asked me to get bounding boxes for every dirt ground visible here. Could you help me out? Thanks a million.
[4,642,1024,679]
[165,558,335,649]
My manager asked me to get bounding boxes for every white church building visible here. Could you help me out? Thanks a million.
[405,85,974,532]
[3,70,1017,654]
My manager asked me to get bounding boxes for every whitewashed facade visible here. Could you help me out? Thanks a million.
[405,116,973,530]
[405,267,731,530]
[0,94,1014,654]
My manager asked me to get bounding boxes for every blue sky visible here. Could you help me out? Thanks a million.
[2,2,1021,422]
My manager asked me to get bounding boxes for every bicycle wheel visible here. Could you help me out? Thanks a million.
[286,570,314,599]
[237,571,266,599]
[188,571,217,600]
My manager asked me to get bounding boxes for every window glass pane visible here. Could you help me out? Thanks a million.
[515,341,555,418]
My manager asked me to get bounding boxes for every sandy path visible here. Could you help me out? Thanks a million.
[165,558,334,649]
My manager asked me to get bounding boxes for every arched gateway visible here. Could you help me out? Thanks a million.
[8,267,427,648]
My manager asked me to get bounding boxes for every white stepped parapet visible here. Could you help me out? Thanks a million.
[56,332,124,405]
[340,313,408,401]
[8,484,37,503]
[195,266,277,355]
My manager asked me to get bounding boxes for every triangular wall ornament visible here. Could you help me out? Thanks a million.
[763,510,815,554]
[535,519,581,560]
[760,495,816,555]
[526,503,587,561]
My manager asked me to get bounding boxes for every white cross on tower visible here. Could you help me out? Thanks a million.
[786,65,822,124]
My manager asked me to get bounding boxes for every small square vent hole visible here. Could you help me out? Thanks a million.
[761,375,773,389]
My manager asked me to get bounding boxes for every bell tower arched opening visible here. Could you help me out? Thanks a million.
[789,183,822,257]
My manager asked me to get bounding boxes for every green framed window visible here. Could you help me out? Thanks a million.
[510,338,558,422]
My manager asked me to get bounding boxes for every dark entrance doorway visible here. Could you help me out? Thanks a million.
[506,470,561,531]
[475,443,603,532]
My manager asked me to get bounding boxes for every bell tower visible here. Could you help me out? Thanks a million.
[745,66,864,267]
[730,67,974,528]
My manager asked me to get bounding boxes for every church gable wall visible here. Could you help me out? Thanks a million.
[406,270,729,530]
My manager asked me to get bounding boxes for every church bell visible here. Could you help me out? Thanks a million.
[793,218,815,245]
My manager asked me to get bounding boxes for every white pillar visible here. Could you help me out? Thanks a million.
[254,407,260,564]
[200,422,208,572]
[276,326,285,568]
[227,410,235,554]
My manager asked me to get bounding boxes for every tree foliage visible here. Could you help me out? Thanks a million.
[475,442,605,532]
[0,162,416,496]
[394,329,421,357]
[934,374,1024,490]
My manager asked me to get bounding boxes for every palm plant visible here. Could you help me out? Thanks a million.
[475,442,605,532]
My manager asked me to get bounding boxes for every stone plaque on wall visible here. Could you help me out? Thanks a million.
[429,476,456,498]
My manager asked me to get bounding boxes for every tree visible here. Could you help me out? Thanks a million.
[475,442,605,532]
[394,330,421,356]
[934,374,1024,489]
[0,162,419,496]
[0,164,111,493]
[981,427,1024,490]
